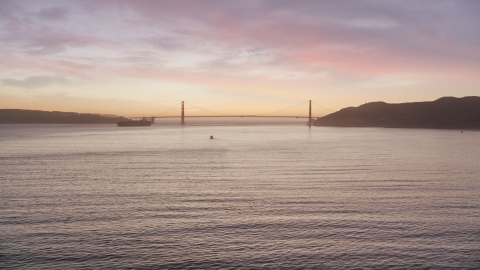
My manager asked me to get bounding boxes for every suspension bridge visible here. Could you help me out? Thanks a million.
[132,100,334,127]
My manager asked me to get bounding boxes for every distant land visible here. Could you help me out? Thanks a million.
[0,109,128,124]
[313,96,480,129]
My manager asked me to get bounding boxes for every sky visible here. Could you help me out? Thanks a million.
[1,0,479,117]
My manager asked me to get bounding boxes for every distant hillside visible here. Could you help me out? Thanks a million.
[313,96,480,129]
[0,109,128,124]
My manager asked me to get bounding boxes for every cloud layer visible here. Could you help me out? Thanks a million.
[1,0,479,115]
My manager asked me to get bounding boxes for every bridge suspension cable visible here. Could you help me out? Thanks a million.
[312,100,335,113]
[187,100,310,117]
[154,102,181,117]
[184,102,236,116]
[252,101,309,116]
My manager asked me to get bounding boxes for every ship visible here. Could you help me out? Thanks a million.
[117,120,152,127]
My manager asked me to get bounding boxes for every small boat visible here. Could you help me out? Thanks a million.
[117,120,151,127]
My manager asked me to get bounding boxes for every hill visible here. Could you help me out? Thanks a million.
[313,96,480,129]
[0,109,128,124]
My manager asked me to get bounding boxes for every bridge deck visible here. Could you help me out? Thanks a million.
[129,116,321,119]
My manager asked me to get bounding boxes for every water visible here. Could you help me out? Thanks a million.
[1,123,479,269]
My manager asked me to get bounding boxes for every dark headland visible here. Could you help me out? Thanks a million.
[313,96,480,129]
[0,109,128,124]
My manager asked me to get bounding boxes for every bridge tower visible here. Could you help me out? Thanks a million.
[181,101,185,125]
[151,117,155,124]
[308,100,312,128]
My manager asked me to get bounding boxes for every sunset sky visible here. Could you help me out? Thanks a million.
[1,0,479,117]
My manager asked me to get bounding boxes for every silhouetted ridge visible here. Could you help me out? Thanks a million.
[313,96,480,129]
[0,109,128,124]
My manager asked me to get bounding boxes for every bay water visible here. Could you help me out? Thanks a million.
[1,123,479,269]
